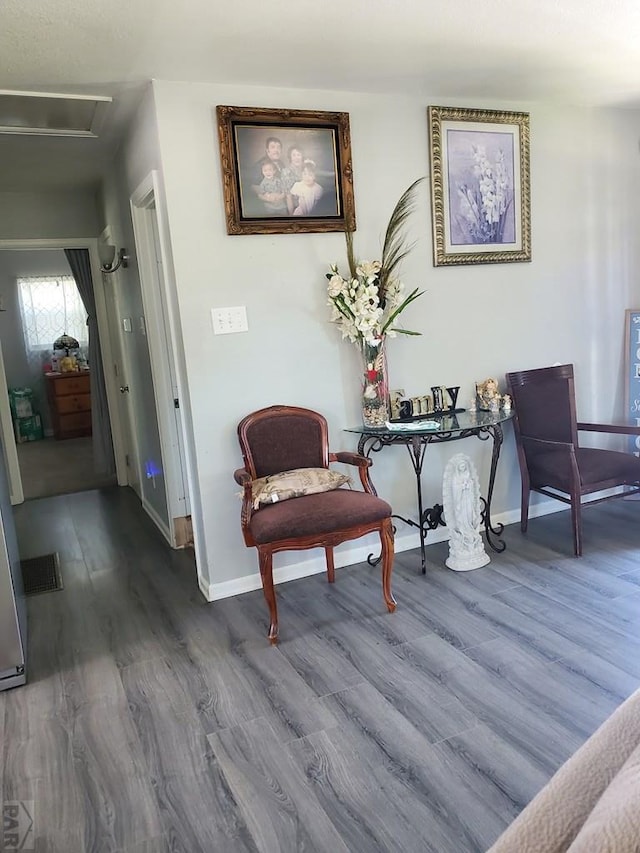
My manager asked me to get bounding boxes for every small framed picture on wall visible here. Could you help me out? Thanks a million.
[216,105,356,235]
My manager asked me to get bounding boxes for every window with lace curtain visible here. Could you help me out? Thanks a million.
[17,276,88,370]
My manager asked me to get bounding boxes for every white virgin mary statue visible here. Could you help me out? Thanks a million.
[442,453,490,571]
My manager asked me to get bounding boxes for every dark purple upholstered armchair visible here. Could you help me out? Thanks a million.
[506,364,640,556]
[234,405,396,643]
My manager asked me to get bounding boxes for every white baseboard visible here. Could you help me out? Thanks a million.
[496,496,568,528]
[201,497,568,603]
[197,571,211,600]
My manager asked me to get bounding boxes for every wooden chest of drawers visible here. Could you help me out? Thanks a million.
[45,371,92,439]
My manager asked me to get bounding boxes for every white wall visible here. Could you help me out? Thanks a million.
[0,191,100,239]
[147,79,640,596]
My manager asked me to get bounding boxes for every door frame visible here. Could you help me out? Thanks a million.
[130,171,204,573]
[0,339,23,504]
[0,238,128,493]
[131,175,187,528]
[130,172,191,526]
[98,225,144,498]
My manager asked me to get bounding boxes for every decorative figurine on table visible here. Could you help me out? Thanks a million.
[59,355,79,373]
[476,378,502,411]
[502,394,512,412]
[442,453,490,571]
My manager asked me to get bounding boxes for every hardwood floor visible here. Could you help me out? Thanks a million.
[17,437,117,500]
[3,488,640,852]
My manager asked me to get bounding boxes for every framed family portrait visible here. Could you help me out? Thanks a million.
[216,105,356,235]
[428,106,531,266]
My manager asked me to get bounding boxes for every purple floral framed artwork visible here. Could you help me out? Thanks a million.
[428,106,531,266]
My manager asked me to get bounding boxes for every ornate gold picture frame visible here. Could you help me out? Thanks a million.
[216,105,356,235]
[428,106,531,266]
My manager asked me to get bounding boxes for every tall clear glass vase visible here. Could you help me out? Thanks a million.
[359,337,390,428]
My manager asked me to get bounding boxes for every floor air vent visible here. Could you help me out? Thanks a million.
[20,553,63,595]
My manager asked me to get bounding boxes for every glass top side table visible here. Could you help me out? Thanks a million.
[345,409,514,573]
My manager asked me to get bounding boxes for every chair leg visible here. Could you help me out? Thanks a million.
[521,483,530,533]
[325,547,335,583]
[571,495,583,557]
[257,548,279,644]
[380,517,397,613]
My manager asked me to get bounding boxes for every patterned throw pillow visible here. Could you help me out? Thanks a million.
[251,468,350,509]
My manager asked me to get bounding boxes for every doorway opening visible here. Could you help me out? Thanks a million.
[0,243,123,504]
[7,262,116,498]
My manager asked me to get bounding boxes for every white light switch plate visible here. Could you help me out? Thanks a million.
[212,306,248,335]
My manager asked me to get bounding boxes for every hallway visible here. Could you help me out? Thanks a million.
[2,489,640,851]
[16,437,117,500]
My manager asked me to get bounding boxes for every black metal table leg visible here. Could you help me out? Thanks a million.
[359,433,445,572]
[353,413,512,571]
[479,423,506,552]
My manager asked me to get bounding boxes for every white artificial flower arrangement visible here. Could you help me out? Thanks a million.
[325,179,425,347]
[324,179,426,427]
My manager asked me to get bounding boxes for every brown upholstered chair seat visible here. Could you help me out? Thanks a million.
[249,490,392,544]
[529,447,640,492]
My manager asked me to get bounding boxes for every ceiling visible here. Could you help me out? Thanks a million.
[2,0,640,193]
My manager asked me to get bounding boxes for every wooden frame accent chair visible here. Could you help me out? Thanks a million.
[506,364,640,556]
[234,405,396,643]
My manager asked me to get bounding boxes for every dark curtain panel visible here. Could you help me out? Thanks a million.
[64,248,115,475]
